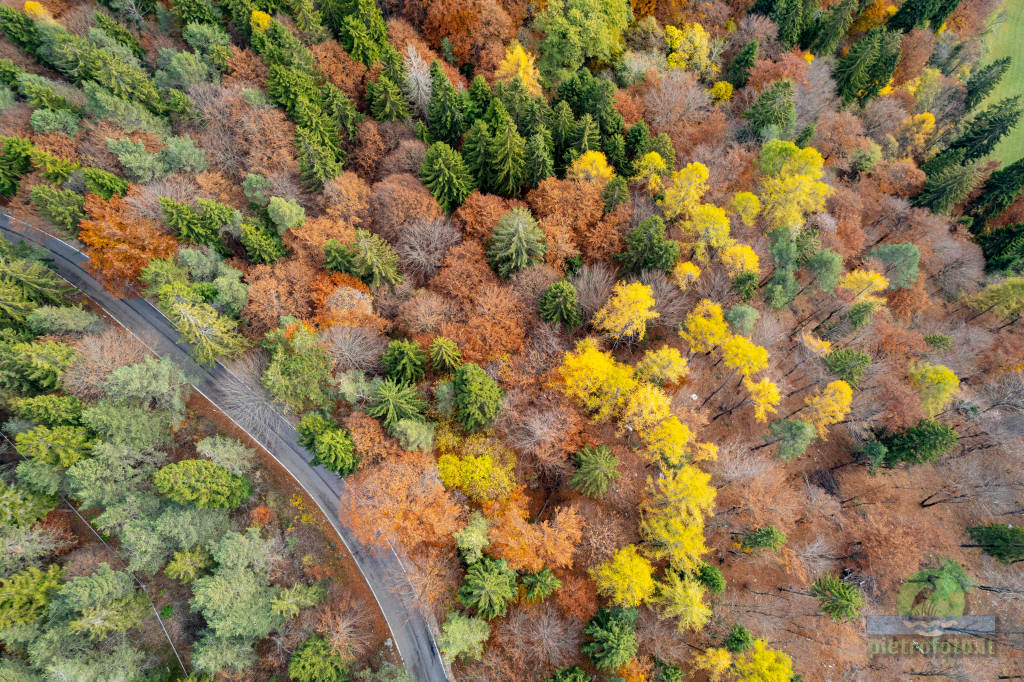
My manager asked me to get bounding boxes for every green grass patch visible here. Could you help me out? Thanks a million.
[980,1,1024,164]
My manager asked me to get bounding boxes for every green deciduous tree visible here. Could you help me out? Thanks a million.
[438,611,490,663]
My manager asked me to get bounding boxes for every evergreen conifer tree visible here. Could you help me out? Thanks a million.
[427,60,466,146]
[420,142,474,213]
[727,40,759,88]
[965,57,1011,111]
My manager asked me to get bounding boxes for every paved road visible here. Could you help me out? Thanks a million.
[0,216,450,682]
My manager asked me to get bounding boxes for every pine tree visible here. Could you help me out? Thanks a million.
[810,573,865,622]
[452,362,503,432]
[428,336,462,374]
[619,215,681,275]
[967,157,1024,229]
[366,75,410,121]
[806,0,855,54]
[570,444,620,497]
[582,607,639,672]
[426,60,465,146]
[486,207,546,277]
[966,524,1024,564]
[773,0,806,48]
[525,124,555,188]
[913,160,982,214]
[965,58,1011,111]
[743,79,796,137]
[382,339,428,384]
[488,108,527,197]
[727,40,759,88]
[289,635,349,682]
[539,279,583,328]
[295,126,342,189]
[461,119,492,191]
[457,556,518,620]
[877,419,958,466]
[870,242,921,290]
[420,142,473,213]
[948,96,1023,163]
[977,222,1024,273]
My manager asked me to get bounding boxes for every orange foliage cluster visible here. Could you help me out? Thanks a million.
[224,46,268,88]
[343,411,405,465]
[339,450,464,552]
[370,173,444,241]
[242,259,322,336]
[485,495,584,572]
[746,51,810,91]
[78,194,178,295]
[452,191,526,242]
[387,18,465,88]
[421,0,513,74]
[310,40,368,102]
[440,282,528,363]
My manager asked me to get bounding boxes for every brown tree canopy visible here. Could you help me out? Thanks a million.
[369,173,443,241]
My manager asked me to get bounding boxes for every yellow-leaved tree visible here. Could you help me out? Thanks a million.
[640,510,708,572]
[436,431,516,503]
[731,191,761,227]
[694,647,733,682]
[665,22,712,73]
[639,416,695,467]
[593,281,659,343]
[567,150,614,187]
[635,346,689,385]
[557,338,638,422]
[743,376,781,422]
[591,544,656,607]
[734,639,796,682]
[758,140,832,231]
[680,299,730,353]
[646,464,716,520]
[684,203,732,260]
[660,162,709,221]
[839,269,889,303]
[720,243,760,278]
[804,380,853,438]
[494,41,542,97]
[632,151,668,193]
[673,261,702,290]
[721,334,770,377]
[620,383,673,434]
[654,570,712,632]
[909,362,960,416]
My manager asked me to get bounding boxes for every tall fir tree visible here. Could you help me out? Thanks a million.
[488,108,527,197]
[806,0,856,55]
[727,40,759,88]
[462,119,493,192]
[976,223,1024,273]
[773,0,807,48]
[548,99,577,173]
[835,29,899,104]
[949,96,1023,163]
[427,60,466,146]
[888,0,941,32]
[525,125,555,188]
[964,57,1011,111]
[967,157,1024,229]
[420,142,474,213]
[913,160,982,214]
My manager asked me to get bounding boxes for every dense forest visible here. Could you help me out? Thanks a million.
[0,0,1022,679]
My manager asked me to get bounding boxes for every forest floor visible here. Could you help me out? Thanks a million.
[982,0,1024,163]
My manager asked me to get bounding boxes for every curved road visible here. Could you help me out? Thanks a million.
[0,215,450,682]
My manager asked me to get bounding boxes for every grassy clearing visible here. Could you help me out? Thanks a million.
[980,1,1024,164]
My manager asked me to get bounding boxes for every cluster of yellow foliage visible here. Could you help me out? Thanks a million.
[641,464,714,572]
[804,380,853,439]
[665,22,712,73]
[680,300,731,353]
[494,42,542,97]
[436,427,517,503]
[839,268,889,304]
[23,1,50,20]
[567,150,615,187]
[558,338,638,422]
[758,140,833,231]
[722,335,770,377]
[635,346,689,385]
[632,151,669,193]
[731,191,761,227]
[655,570,712,631]
[800,331,832,357]
[661,162,709,221]
[672,260,702,290]
[695,640,795,682]
[591,544,656,607]
[720,243,760,278]
[684,203,732,260]
[621,383,673,434]
[593,281,659,343]
[250,9,272,31]
[909,362,960,416]
[709,80,734,103]
[743,376,781,423]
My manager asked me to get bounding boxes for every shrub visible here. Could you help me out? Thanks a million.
[724,623,754,653]
[740,525,786,552]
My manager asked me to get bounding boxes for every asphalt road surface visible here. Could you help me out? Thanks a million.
[0,215,450,682]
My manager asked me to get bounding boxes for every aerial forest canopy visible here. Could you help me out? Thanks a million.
[0,0,1023,679]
